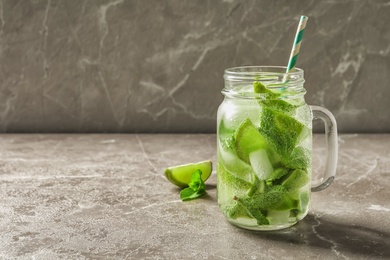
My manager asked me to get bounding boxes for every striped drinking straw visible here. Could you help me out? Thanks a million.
[286,15,308,73]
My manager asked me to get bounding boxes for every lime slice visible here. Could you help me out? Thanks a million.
[234,118,268,163]
[164,160,212,187]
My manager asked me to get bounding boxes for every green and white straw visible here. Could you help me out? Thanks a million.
[286,15,308,73]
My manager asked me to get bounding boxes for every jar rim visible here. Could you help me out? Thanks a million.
[224,66,303,81]
[223,66,306,98]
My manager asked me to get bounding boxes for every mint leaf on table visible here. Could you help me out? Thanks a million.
[180,169,207,201]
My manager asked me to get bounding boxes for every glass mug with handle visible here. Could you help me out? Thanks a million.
[216,66,338,231]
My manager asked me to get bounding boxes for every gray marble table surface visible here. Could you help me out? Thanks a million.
[0,134,389,259]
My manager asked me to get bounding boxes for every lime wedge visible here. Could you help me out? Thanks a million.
[164,160,212,187]
[234,118,268,163]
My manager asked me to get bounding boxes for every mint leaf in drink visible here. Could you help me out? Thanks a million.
[254,82,297,113]
[227,198,250,219]
[247,185,298,211]
[259,107,306,158]
[261,99,298,114]
[283,146,310,170]
[218,119,236,145]
[244,204,269,225]
[233,196,269,225]
[269,168,289,181]
[282,169,309,190]
[218,162,253,194]
[254,81,280,98]
[247,175,265,197]
[180,169,206,201]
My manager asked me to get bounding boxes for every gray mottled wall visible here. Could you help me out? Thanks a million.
[0,0,389,133]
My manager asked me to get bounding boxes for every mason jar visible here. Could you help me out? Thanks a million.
[216,66,338,231]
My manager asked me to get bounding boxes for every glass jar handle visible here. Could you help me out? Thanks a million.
[310,105,338,192]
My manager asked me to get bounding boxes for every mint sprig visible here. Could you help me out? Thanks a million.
[180,169,206,201]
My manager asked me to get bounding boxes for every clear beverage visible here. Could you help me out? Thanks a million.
[217,66,314,230]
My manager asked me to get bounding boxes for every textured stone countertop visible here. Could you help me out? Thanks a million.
[0,134,389,259]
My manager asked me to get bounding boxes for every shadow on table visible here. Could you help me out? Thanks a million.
[238,214,390,258]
